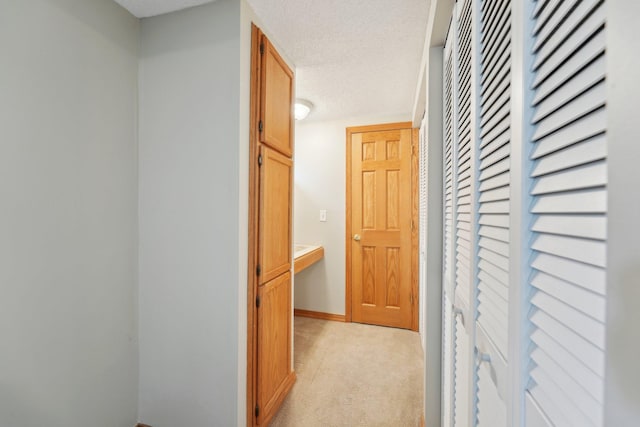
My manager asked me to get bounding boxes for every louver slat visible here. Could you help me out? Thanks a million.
[526,1,607,425]
[533,2,605,87]
[477,0,511,361]
[532,0,551,18]
[533,0,579,52]
[533,32,605,105]
[532,134,606,176]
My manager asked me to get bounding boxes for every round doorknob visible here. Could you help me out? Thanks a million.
[353,234,361,241]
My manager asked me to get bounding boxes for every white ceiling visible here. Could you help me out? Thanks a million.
[114,0,429,122]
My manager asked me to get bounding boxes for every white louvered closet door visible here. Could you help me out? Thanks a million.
[526,0,607,426]
[453,1,473,425]
[474,0,512,424]
[442,22,456,427]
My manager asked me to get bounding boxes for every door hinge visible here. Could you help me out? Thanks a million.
[255,403,260,418]
[258,153,263,166]
[259,43,264,55]
[258,120,264,133]
[256,295,261,308]
[256,264,261,276]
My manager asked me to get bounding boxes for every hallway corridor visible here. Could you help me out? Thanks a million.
[271,317,424,426]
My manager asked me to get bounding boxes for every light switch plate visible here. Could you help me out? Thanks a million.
[319,210,327,222]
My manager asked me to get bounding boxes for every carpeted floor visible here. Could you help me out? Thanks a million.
[270,316,424,426]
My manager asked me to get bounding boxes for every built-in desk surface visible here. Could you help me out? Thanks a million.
[293,244,324,274]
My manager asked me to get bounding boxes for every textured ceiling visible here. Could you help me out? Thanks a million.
[113,0,216,17]
[247,0,429,122]
[113,0,428,122]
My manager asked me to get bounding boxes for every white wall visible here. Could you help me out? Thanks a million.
[0,1,139,426]
[138,1,242,425]
[605,0,640,424]
[293,115,409,316]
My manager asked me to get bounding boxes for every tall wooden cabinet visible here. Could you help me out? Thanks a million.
[247,25,295,427]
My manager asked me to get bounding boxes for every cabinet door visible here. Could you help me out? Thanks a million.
[257,271,292,424]
[258,145,293,285]
[260,36,294,157]
[453,314,471,427]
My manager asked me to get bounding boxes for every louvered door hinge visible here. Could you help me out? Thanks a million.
[258,153,263,166]
[255,403,260,417]
[256,264,261,276]
[259,43,264,55]
[258,120,264,133]
[256,295,261,308]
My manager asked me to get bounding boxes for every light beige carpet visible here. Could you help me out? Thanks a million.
[270,316,424,427]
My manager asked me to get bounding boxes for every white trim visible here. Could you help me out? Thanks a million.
[424,44,445,427]
[413,60,427,127]
[507,0,535,425]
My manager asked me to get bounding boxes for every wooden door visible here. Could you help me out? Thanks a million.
[347,124,417,330]
[257,271,291,425]
[258,146,292,285]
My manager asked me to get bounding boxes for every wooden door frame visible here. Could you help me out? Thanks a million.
[345,122,420,331]
[247,23,261,427]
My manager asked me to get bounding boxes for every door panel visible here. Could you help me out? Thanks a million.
[442,295,454,427]
[350,126,414,329]
[259,146,293,285]
[476,323,509,427]
[477,361,507,427]
[260,36,293,157]
[453,314,470,427]
[257,272,292,424]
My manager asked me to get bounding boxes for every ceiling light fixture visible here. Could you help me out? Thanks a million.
[294,99,313,121]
